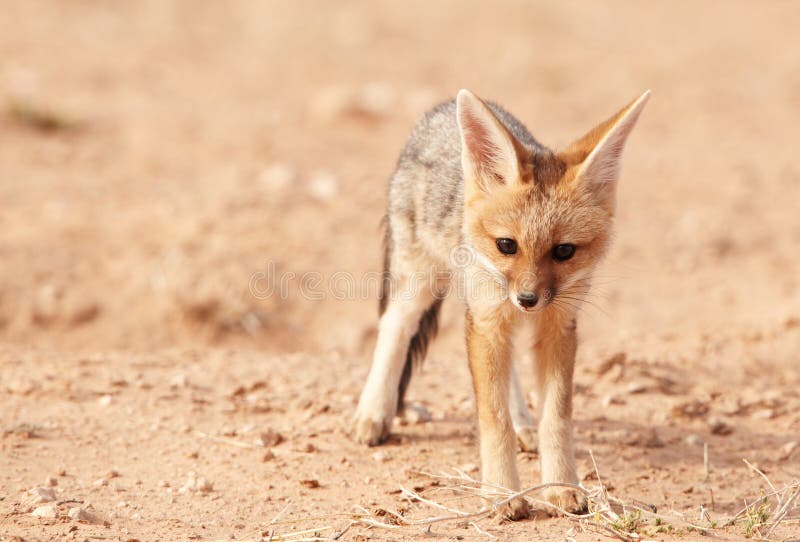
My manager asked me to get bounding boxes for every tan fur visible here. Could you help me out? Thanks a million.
[465,303,529,519]
[457,90,648,516]
[532,310,584,511]
[353,88,649,520]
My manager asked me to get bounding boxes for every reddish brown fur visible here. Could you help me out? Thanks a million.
[354,88,649,520]
[457,89,649,518]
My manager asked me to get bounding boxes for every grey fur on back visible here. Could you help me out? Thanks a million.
[382,97,547,411]
[388,99,546,261]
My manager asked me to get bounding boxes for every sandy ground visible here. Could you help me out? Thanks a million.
[2,1,800,540]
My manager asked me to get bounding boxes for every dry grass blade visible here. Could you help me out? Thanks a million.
[402,463,735,540]
[719,459,800,539]
[469,521,496,539]
[764,481,800,539]
[221,459,799,542]
[589,449,616,520]
[567,517,637,542]
[743,459,777,494]
[400,486,468,515]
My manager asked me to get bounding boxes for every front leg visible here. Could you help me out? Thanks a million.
[534,312,587,514]
[466,308,529,520]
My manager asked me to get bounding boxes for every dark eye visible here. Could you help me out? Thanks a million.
[552,243,576,261]
[496,238,518,255]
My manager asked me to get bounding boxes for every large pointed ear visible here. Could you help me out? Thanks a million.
[456,89,522,194]
[560,90,650,209]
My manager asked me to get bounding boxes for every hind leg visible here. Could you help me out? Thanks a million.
[509,322,537,452]
[353,274,434,445]
[509,362,537,452]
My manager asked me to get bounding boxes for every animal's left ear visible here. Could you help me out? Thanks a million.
[559,91,650,210]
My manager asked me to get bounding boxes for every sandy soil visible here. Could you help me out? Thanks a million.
[2,1,799,540]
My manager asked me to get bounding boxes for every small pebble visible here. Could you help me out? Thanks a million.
[752,408,776,420]
[626,381,649,394]
[398,404,432,425]
[307,172,339,201]
[685,434,704,446]
[255,430,284,447]
[601,394,625,407]
[371,451,391,463]
[258,163,297,191]
[28,486,56,503]
[355,82,397,116]
[169,374,189,389]
[68,506,99,524]
[32,504,57,518]
[179,472,213,493]
[780,440,799,460]
[708,417,733,436]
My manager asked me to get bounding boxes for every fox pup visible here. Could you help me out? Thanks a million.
[353,89,649,519]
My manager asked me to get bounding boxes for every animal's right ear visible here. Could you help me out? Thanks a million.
[457,89,522,195]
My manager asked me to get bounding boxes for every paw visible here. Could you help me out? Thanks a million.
[515,425,537,453]
[542,486,588,516]
[351,410,392,446]
[497,497,530,521]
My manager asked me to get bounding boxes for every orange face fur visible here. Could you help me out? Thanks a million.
[457,89,650,313]
[465,172,612,312]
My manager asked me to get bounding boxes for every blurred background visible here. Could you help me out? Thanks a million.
[3,4,800,540]
[1,0,799,357]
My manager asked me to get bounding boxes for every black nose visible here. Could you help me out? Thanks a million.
[517,292,538,308]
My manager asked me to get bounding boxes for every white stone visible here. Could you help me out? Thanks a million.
[307,172,339,201]
[685,434,704,446]
[626,381,649,394]
[32,504,57,518]
[259,163,297,191]
[355,82,396,116]
[28,486,56,503]
[179,472,213,493]
[68,506,99,523]
[780,440,799,460]
[169,373,189,388]
[371,451,391,463]
[399,403,432,425]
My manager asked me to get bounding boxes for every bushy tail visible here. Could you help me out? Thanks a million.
[377,215,443,413]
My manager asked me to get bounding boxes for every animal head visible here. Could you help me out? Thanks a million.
[456,88,649,313]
